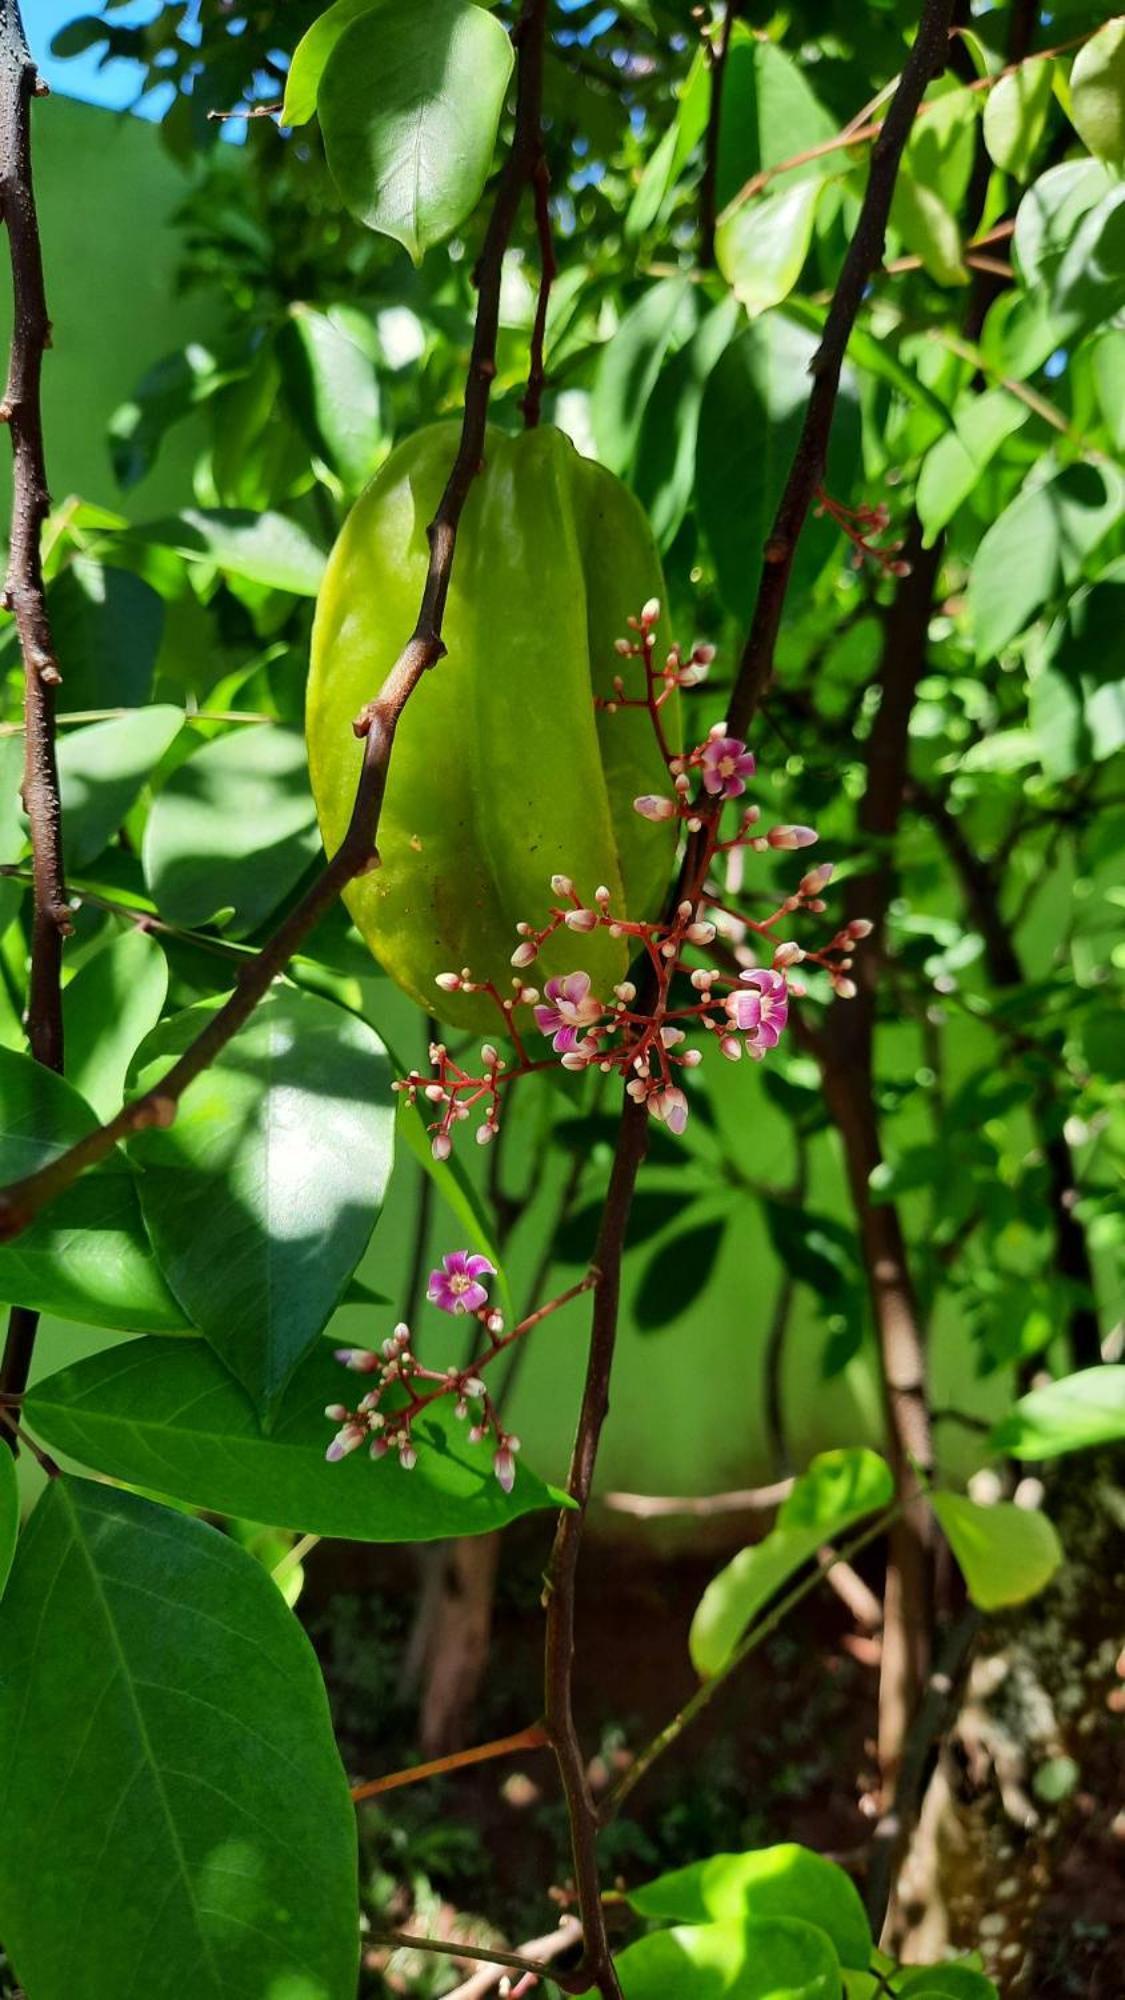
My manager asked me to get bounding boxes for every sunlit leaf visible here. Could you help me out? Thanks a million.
[989,1365,1125,1459]
[932,1491,1063,1610]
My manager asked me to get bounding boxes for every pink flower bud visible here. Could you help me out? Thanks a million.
[633,794,676,822]
[773,941,804,968]
[564,908,597,932]
[720,1035,742,1062]
[614,637,632,656]
[334,1347,379,1373]
[399,1444,417,1472]
[326,1423,367,1463]
[324,1403,349,1422]
[846,918,874,940]
[641,596,661,626]
[435,971,461,992]
[494,1446,516,1494]
[800,862,834,895]
[475,1123,495,1146]
[550,873,574,896]
[835,976,858,999]
[767,825,818,850]
[511,941,538,967]
[432,1131,452,1162]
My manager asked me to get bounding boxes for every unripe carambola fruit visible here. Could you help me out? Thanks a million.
[307,423,679,1032]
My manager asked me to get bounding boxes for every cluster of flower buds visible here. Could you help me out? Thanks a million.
[814,486,912,578]
[324,1252,522,1492]
[394,600,870,1157]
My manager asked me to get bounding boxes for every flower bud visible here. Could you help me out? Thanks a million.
[800,862,834,895]
[641,596,661,626]
[550,873,574,896]
[432,1131,452,1162]
[773,941,804,968]
[633,793,676,822]
[564,908,598,932]
[510,941,538,967]
[767,825,819,850]
[434,971,462,992]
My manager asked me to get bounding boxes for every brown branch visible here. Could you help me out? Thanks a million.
[0,0,553,1248]
[443,1920,583,2000]
[727,0,956,734]
[350,1722,549,1802]
[0,2,68,1436]
[698,1,741,269]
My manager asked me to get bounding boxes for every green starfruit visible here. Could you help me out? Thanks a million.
[307,422,678,1031]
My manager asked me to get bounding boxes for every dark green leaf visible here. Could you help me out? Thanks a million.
[0,1447,15,1601]
[277,302,382,487]
[128,989,395,1422]
[0,1047,188,1332]
[57,706,185,870]
[636,1216,725,1330]
[26,1336,565,1541]
[716,33,837,212]
[51,558,164,712]
[142,725,320,937]
[0,1478,359,2000]
[592,277,699,477]
[634,298,740,551]
[969,461,1125,659]
[63,927,168,1122]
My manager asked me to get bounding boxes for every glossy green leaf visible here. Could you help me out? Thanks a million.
[318,0,514,262]
[932,1491,1063,1610]
[142,725,320,938]
[128,988,395,1423]
[592,277,699,477]
[625,49,709,242]
[0,1447,15,1600]
[282,0,383,124]
[51,557,164,711]
[916,388,1029,544]
[1002,179,1125,378]
[969,461,1125,659]
[0,1477,358,2000]
[636,1217,726,1331]
[780,296,956,430]
[277,302,382,488]
[717,177,827,318]
[982,57,1054,179]
[1012,158,1117,288]
[63,926,169,1122]
[629,1845,871,1973]
[57,705,184,869]
[603,1915,842,1999]
[25,1335,565,1541]
[1069,16,1125,163]
[0,1046,188,1332]
[891,172,967,285]
[137,507,328,594]
[989,1365,1125,1459]
[691,1449,892,1678]
[696,318,861,622]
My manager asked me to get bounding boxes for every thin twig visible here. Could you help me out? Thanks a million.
[443,1920,583,2000]
[521,153,556,428]
[0,0,554,1247]
[0,1,68,1437]
[350,1722,549,1803]
[371,1930,585,1993]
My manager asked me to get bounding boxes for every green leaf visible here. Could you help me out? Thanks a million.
[128,988,395,1423]
[0,1047,188,1332]
[136,508,328,595]
[625,49,709,242]
[57,706,184,870]
[628,1846,871,1973]
[717,33,838,212]
[52,557,164,712]
[318,0,514,262]
[916,388,1029,545]
[988,1365,1125,1459]
[969,461,1125,659]
[1069,16,1125,164]
[1012,158,1116,288]
[603,1915,842,1999]
[982,57,1054,180]
[696,318,861,623]
[592,277,699,478]
[717,177,828,318]
[0,1477,358,2000]
[891,172,967,286]
[282,0,383,124]
[1002,179,1125,378]
[896,1967,998,1999]
[25,1335,564,1542]
[142,725,320,938]
[691,1450,893,1678]
[64,927,168,1123]
[0,1447,15,1601]
[277,302,382,488]
[780,297,956,430]
[634,298,741,551]
[932,1491,1063,1610]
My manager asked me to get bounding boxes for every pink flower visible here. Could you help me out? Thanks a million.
[701,736,756,800]
[427,1250,496,1315]
[534,971,604,1053]
[726,968,789,1051]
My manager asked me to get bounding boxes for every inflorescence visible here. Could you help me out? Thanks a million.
[396,598,869,1158]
